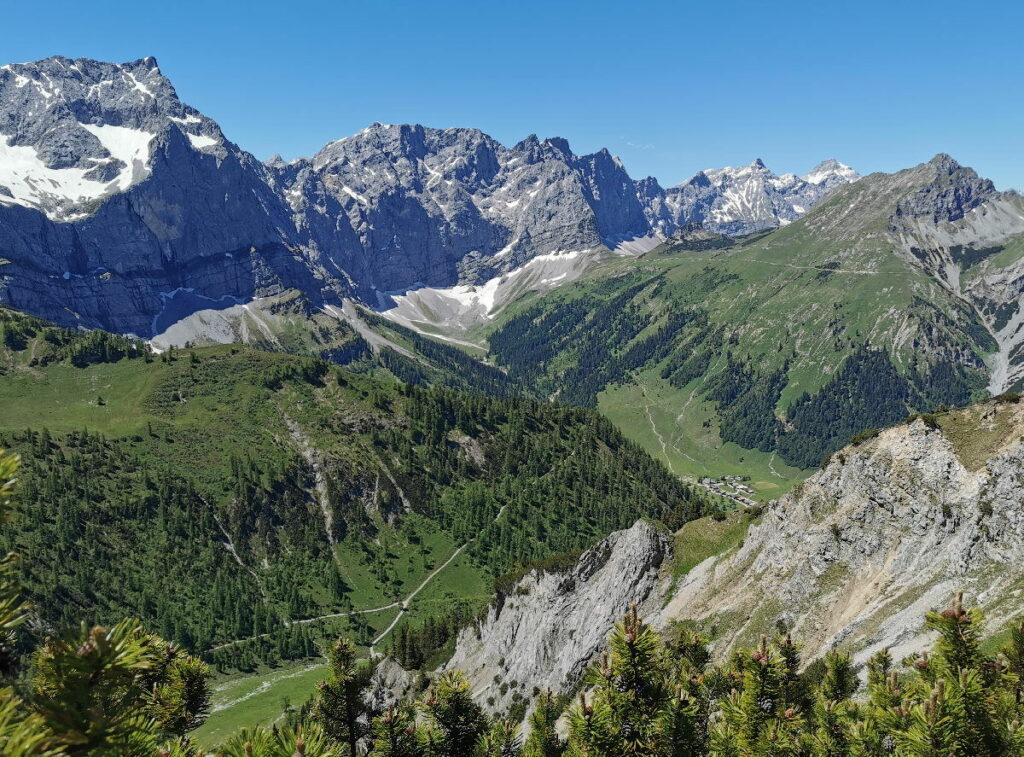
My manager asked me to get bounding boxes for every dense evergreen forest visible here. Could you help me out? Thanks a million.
[0,312,710,671]
[486,273,984,470]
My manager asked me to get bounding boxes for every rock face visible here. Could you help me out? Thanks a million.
[364,656,417,712]
[0,56,326,336]
[0,56,855,336]
[891,154,998,228]
[435,401,1024,708]
[845,154,1024,394]
[273,124,651,297]
[660,399,1024,666]
[443,520,671,715]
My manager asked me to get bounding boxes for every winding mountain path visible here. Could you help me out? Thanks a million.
[369,541,471,654]
[369,503,508,653]
[209,505,508,654]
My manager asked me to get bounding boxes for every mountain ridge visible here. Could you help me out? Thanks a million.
[479,152,1024,481]
[0,55,857,338]
[441,397,1024,714]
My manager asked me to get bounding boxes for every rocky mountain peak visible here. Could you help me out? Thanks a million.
[543,136,573,156]
[634,175,664,198]
[512,133,540,151]
[803,158,860,186]
[929,152,961,171]
[642,156,859,236]
[0,55,225,221]
[0,55,867,336]
[891,154,998,228]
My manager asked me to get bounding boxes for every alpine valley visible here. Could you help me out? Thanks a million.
[2,55,1024,757]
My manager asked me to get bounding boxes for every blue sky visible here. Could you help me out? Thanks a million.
[4,0,1023,189]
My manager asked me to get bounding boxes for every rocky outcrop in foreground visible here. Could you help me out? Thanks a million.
[661,398,1024,665]
[443,520,671,715]
[442,399,1024,710]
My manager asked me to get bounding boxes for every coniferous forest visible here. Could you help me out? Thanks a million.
[486,274,985,470]
[0,311,710,678]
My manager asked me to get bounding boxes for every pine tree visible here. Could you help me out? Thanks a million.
[30,618,211,754]
[421,671,488,757]
[567,605,701,756]
[565,691,615,757]
[369,703,425,757]
[216,723,341,756]
[0,450,62,756]
[523,690,564,757]
[477,720,523,757]
[313,638,371,756]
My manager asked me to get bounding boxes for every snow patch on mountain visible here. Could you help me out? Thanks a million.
[0,56,226,221]
[186,132,218,150]
[378,247,603,335]
[804,158,858,186]
[0,55,864,336]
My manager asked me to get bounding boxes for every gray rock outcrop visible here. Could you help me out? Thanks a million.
[364,656,417,712]
[660,400,1024,665]
[442,519,671,715]
[433,401,1024,712]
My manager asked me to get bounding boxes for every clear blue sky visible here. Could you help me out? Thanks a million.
[4,0,1023,189]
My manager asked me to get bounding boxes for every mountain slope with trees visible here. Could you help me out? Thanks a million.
[481,156,1024,482]
[0,309,709,673]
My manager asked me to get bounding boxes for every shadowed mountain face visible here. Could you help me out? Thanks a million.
[0,56,855,336]
[0,56,327,336]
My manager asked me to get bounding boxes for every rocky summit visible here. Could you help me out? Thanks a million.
[640,157,860,237]
[0,56,856,337]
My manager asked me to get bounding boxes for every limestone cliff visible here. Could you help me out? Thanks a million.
[661,398,1024,665]
[443,398,1024,709]
[443,520,671,715]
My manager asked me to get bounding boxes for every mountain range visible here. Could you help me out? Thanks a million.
[4,54,1024,485]
[0,56,857,337]
[6,53,1024,751]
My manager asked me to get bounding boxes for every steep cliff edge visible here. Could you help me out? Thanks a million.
[442,520,671,715]
[661,397,1024,664]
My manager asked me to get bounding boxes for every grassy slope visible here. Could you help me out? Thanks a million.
[671,510,755,580]
[599,368,803,497]
[193,662,331,749]
[0,342,492,620]
[475,171,1024,486]
[0,343,491,744]
[0,357,162,434]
